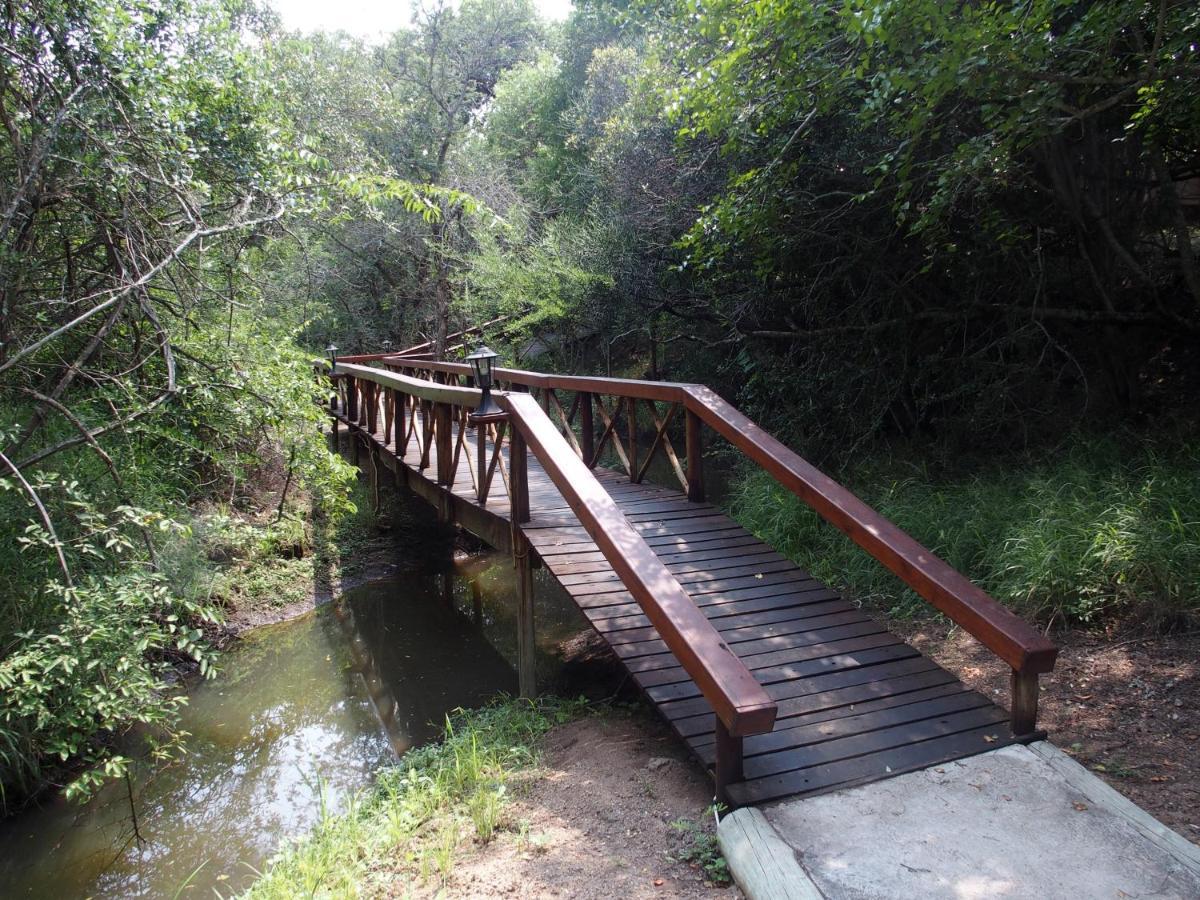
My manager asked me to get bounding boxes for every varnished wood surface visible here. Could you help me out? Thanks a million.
[334,401,1021,806]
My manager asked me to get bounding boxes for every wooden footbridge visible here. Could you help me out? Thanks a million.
[319,350,1058,806]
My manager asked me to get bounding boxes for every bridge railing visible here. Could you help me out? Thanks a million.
[320,360,778,798]
[378,357,1058,738]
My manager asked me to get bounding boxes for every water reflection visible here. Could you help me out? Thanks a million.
[0,549,585,899]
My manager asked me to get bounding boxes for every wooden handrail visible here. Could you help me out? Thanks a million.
[331,361,482,406]
[500,391,777,737]
[383,358,1057,680]
[324,360,778,740]
[681,386,1057,675]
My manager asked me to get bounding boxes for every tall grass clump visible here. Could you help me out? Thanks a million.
[243,696,586,898]
[728,438,1200,627]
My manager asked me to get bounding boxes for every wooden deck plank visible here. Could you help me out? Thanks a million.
[725,722,1017,806]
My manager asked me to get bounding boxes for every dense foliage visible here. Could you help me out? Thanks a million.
[0,0,355,810]
[731,438,1200,627]
[2,0,1197,812]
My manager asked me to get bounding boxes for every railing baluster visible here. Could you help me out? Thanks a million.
[365,382,378,435]
[1010,670,1040,736]
[419,399,433,470]
[579,391,594,466]
[383,388,394,445]
[476,416,488,504]
[685,409,705,502]
[509,427,529,524]
[397,390,408,453]
[714,717,744,806]
[435,401,453,485]
[627,397,638,482]
[346,376,358,421]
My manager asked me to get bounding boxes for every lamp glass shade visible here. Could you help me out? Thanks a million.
[465,345,498,387]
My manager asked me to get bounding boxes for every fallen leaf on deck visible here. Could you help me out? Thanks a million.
[983,734,998,743]
[1073,802,1088,811]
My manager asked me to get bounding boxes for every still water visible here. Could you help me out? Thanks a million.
[0,552,585,899]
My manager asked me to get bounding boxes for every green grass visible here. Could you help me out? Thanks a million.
[242,696,587,899]
[670,805,731,886]
[727,437,1200,627]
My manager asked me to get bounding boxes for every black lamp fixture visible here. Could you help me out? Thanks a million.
[465,344,505,421]
[381,338,393,354]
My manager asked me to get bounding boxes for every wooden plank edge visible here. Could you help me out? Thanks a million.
[717,807,825,899]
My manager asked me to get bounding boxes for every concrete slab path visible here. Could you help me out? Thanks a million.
[719,741,1200,899]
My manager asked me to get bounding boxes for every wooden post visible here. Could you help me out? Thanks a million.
[510,428,530,523]
[476,418,488,503]
[383,388,394,445]
[365,383,378,435]
[579,391,594,465]
[419,399,433,470]
[435,402,453,485]
[514,531,536,699]
[396,392,407,454]
[471,580,483,625]
[714,717,743,806]
[627,396,638,482]
[441,571,455,609]
[346,377,358,421]
[329,414,339,452]
[1010,669,1040,736]
[685,409,705,502]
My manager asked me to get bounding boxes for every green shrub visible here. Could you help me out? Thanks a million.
[728,439,1200,627]
[0,572,221,808]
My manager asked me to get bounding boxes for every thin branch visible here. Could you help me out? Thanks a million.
[0,447,72,587]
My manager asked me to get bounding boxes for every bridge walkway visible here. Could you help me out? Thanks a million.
[326,363,1035,806]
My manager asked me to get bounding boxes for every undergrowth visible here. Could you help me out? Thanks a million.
[728,437,1200,627]
[241,696,588,898]
[670,805,731,886]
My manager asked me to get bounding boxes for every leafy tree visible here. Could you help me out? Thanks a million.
[654,0,1200,447]
[0,0,354,809]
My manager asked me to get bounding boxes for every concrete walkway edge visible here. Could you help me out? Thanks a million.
[1024,740,1200,876]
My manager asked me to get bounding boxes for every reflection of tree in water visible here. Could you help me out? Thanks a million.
[337,573,520,755]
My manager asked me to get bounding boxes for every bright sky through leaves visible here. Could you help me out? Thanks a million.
[268,0,573,40]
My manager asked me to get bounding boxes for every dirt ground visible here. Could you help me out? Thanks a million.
[894,621,1200,846]
[423,713,741,899]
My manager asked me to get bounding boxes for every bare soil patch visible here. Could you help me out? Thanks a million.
[418,712,741,899]
[893,621,1200,846]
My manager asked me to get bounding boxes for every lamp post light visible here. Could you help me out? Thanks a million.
[465,345,505,422]
[326,343,339,370]
[381,338,393,355]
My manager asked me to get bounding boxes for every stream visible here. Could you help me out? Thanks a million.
[0,549,586,898]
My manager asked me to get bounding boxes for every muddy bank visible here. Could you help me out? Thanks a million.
[416,711,740,899]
